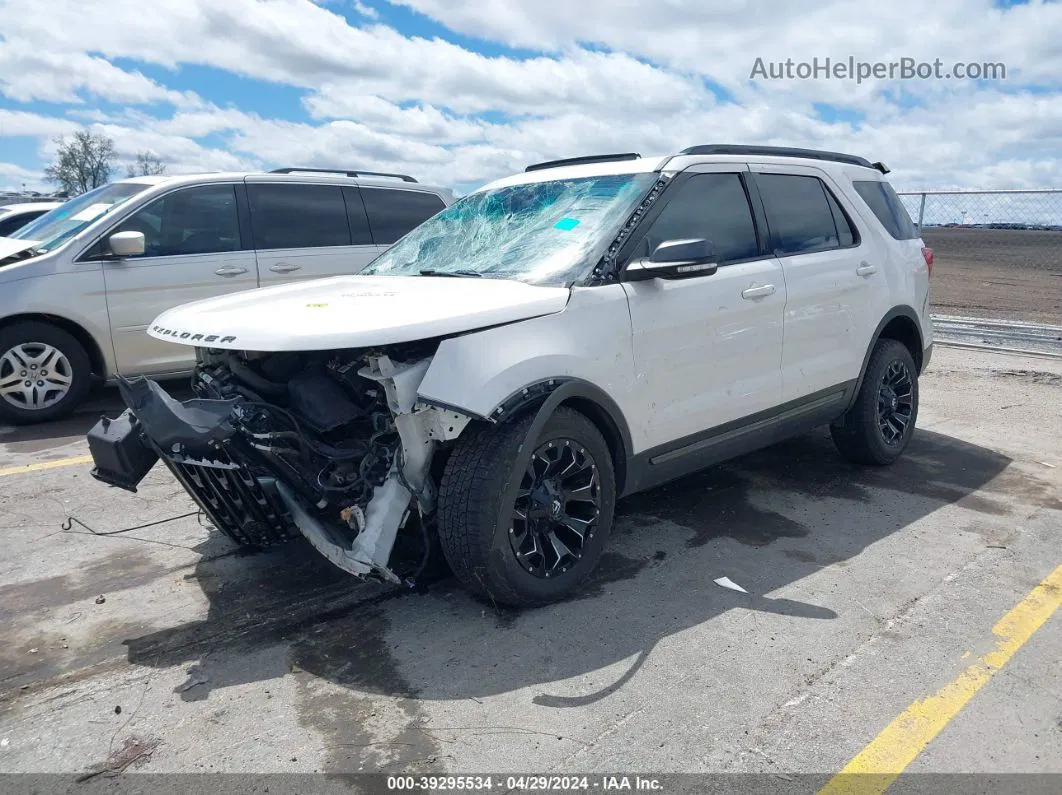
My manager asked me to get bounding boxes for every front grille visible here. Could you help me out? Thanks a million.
[161,449,296,547]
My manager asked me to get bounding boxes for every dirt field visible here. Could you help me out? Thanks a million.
[922,227,1062,324]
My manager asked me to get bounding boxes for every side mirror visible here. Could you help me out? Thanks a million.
[625,238,717,281]
[108,231,145,258]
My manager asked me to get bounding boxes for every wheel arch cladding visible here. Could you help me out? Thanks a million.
[878,309,925,373]
[846,306,924,414]
[0,313,106,377]
[493,378,633,495]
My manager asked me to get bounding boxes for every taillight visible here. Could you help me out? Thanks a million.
[922,247,934,277]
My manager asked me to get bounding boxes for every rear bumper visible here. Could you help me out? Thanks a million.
[922,342,933,373]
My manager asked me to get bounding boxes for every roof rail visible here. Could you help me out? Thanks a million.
[268,167,418,183]
[678,144,888,173]
[525,153,642,173]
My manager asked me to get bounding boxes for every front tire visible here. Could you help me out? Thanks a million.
[831,338,919,465]
[0,322,92,425]
[437,407,616,607]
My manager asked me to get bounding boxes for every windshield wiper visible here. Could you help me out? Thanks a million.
[419,269,483,278]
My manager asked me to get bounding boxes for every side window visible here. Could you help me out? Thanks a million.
[0,212,41,236]
[361,188,446,245]
[757,173,856,255]
[852,180,919,239]
[638,173,760,263]
[247,183,352,250]
[112,184,241,257]
[824,187,857,247]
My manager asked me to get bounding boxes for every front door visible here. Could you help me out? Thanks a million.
[621,168,786,452]
[100,183,259,375]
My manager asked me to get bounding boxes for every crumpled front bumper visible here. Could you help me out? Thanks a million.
[86,376,298,547]
[86,358,475,585]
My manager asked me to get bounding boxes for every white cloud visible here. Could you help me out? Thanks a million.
[0,162,50,193]
[352,1,379,20]
[0,0,1058,192]
[0,40,202,108]
[0,109,81,138]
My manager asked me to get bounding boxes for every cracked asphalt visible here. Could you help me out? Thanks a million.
[0,345,1060,785]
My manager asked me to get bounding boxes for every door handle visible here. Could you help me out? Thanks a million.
[741,284,776,300]
[856,261,878,277]
[214,265,248,277]
[269,262,301,273]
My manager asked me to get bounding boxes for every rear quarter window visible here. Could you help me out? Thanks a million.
[361,188,446,245]
[853,180,920,240]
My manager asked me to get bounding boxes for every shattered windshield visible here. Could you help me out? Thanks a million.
[8,182,150,253]
[361,173,657,285]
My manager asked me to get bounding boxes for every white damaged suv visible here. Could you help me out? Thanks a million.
[87,145,934,607]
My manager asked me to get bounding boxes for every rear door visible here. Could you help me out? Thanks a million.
[621,167,785,451]
[96,183,259,375]
[248,181,378,285]
[360,186,447,249]
[750,166,872,402]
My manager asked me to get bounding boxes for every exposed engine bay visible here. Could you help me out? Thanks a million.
[91,342,472,585]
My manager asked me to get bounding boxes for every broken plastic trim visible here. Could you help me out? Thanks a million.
[587,176,671,285]
[269,474,410,585]
[271,353,472,585]
[115,374,237,453]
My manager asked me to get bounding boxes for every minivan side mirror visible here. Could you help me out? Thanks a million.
[624,238,718,281]
[108,231,145,258]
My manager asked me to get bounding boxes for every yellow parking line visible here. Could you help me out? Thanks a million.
[0,454,94,477]
[818,564,1062,795]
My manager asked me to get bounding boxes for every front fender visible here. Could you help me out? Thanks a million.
[415,283,642,450]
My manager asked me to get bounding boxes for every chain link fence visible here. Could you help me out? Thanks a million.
[896,189,1062,324]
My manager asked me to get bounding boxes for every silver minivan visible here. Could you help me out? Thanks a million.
[0,168,454,424]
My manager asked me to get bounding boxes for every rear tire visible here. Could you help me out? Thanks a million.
[831,338,919,465]
[437,407,616,607]
[0,322,92,425]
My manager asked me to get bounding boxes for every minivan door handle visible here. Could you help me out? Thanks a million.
[269,262,301,273]
[856,262,878,277]
[214,265,248,277]
[741,284,776,300]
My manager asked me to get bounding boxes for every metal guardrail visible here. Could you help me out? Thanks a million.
[931,314,1062,358]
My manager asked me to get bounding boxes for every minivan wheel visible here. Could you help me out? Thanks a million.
[437,407,616,607]
[0,322,92,425]
[831,338,919,465]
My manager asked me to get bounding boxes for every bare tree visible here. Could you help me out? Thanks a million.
[43,130,118,196]
[126,151,167,178]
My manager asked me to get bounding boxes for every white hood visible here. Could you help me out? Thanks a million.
[148,274,571,351]
[0,236,41,263]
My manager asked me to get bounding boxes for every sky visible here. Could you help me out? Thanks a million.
[0,0,1060,196]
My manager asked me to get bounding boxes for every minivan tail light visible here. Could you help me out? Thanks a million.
[922,247,934,276]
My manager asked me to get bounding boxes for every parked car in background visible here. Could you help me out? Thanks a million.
[0,167,454,424]
[0,201,64,237]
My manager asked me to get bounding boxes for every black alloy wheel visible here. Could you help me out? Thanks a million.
[509,438,601,579]
[877,359,914,446]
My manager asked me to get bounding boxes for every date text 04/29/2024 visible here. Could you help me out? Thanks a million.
[385,776,665,791]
